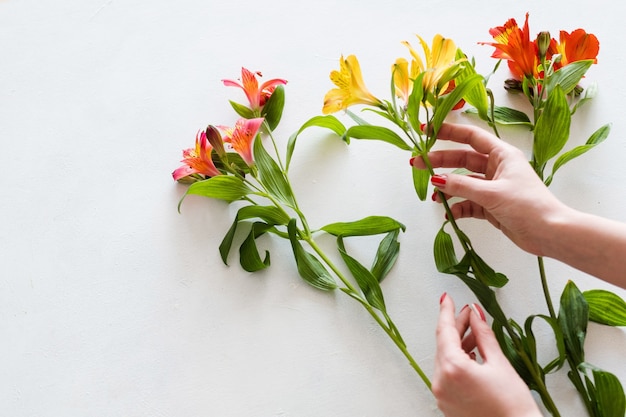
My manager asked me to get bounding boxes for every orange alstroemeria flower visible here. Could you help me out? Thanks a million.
[172,130,221,181]
[322,55,383,114]
[482,13,539,80]
[223,68,287,111]
[554,29,599,68]
[221,117,264,167]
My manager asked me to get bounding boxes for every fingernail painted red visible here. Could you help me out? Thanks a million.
[439,292,447,304]
[431,174,447,187]
[431,191,438,202]
[460,304,470,313]
[472,303,487,322]
[409,156,416,166]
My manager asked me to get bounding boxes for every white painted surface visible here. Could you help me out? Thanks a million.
[2,1,625,416]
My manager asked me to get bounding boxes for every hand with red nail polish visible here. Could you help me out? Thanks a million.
[433,294,542,417]
[410,123,626,289]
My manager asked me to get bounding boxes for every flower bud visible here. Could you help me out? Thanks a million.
[537,31,551,60]
[504,78,523,93]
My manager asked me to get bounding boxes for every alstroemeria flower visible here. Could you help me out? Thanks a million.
[222,68,287,111]
[553,29,599,68]
[481,13,539,80]
[392,57,418,102]
[221,117,264,166]
[172,130,221,181]
[401,34,462,95]
[322,55,383,114]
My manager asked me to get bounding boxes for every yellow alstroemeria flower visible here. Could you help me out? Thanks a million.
[401,34,462,96]
[322,55,382,114]
[392,57,419,102]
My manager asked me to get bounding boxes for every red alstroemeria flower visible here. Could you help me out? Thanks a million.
[222,68,287,111]
[222,117,264,166]
[554,28,599,68]
[481,13,539,80]
[172,130,221,181]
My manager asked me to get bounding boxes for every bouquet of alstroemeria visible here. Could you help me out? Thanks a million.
[173,14,626,417]
[173,68,432,388]
[317,13,626,417]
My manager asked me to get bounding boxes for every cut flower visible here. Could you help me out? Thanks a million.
[223,67,287,111]
[172,130,221,181]
[322,55,383,114]
[222,117,265,167]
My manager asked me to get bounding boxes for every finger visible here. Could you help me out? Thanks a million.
[468,304,503,364]
[455,304,471,338]
[461,330,477,354]
[412,149,490,174]
[436,123,504,155]
[436,294,462,355]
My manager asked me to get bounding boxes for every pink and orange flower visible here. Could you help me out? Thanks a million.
[172,130,221,181]
[221,117,264,167]
[223,68,287,111]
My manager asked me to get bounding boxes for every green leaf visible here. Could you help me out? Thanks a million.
[455,49,489,121]
[371,229,401,283]
[412,163,430,201]
[286,115,346,170]
[545,60,594,96]
[525,314,567,374]
[591,368,626,417]
[431,74,483,136]
[337,236,386,311]
[433,223,459,273]
[229,100,255,119]
[261,84,285,131]
[239,222,273,272]
[406,72,426,132]
[583,289,626,326]
[345,125,412,151]
[320,216,406,237]
[287,219,337,291]
[545,123,610,186]
[179,175,252,210]
[253,136,296,206]
[533,85,571,167]
[466,250,509,288]
[558,280,589,365]
[466,106,533,127]
[218,205,289,265]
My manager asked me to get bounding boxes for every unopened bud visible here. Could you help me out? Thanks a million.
[537,31,551,60]
[504,78,523,93]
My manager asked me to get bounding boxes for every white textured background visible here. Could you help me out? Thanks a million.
[2,1,626,416]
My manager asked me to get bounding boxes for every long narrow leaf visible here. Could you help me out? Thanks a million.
[287,219,337,291]
[179,175,252,211]
[546,123,610,186]
[321,216,405,237]
[239,222,273,272]
[337,236,386,312]
[253,136,296,206]
[583,289,626,326]
[558,281,589,365]
[345,125,412,151]
[286,115,346,170]
[371,230,400,282]
[261,85,285,131]
[533,85,571,167]
[545,60,594,96]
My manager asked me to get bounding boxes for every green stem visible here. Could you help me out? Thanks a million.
[537,256,557,319]
[304,236,432,390]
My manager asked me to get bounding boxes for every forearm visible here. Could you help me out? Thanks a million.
[540,207,626,289]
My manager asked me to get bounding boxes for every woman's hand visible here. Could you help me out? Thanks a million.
[411,123,567,256]
[433,293,542,417]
